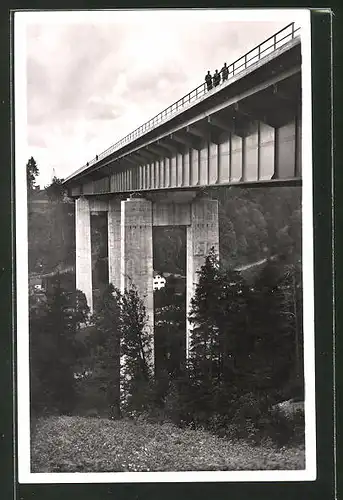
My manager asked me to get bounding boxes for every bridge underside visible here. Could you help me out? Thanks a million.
[76,191,219,365]
[68,37,303,376]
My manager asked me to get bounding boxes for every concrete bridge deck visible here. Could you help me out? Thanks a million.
[64,23,302,198]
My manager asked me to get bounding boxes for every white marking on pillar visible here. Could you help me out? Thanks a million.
[186,197,219,358]
[75,196,93,313]
[120,198,154,367]
[108,198,121,290]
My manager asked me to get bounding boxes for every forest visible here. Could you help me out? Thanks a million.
[28,157,304,449]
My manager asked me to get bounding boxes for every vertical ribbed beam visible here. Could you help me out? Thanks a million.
[165,157,171,188]
[159,158,164,188]
[177,152,183,187]
[209,142,219,184]
[295,109,302,177]
[150,162,155,189]
[199,145,208,185]
[259,122,275,180]
[183,149,190,186]
[171,156,177,187]
[138,165,142,189]
[274,127,280,179]
[154,160,160,188]
[75,196,93,312]
[190,149,199,186]
[230,135,243,181]
[243,124,259,182]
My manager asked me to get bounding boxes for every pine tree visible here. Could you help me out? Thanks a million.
[26,157,39,192]
[247,259,297,395]
[216,267,250,386]
[29,277,89,414]
[90,284,121,418]
[45,176,66,202]
[187,247,253,419]
[187,248,222,418]
[120,285,154,414]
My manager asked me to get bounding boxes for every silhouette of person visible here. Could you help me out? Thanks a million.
[213,69,221,87]
[205,71,213,91]
[221,62,229,82]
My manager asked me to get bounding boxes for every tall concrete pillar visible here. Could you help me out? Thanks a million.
[186,197,219,358]
[120,197,154,367]
[75,196,93,313]
[108,198,121,290]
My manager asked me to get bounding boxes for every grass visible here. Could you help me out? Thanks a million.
[31,415,305,473]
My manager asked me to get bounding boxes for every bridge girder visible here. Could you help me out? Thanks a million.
[171,130,202,150]
[157,139,178,155]
[146,143,168,157]
[131,149,156,163]
[169,132,193,149]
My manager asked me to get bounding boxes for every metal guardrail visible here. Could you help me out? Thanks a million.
[68,22,300,181]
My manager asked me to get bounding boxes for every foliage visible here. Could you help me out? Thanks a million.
[29,279,89,415]
[187,248,250,418]
[218,392,304,447]
[120,285,155,414]
[154,275,186,398]
[28,184,304,448]
[44,176,66,202]
[245,260,303,394]
[153,227,186,275]
[28,198,75,274]
[81,284,122,418]
[31,416,305,473]
[27,156,39,192]
[75,283,156,418]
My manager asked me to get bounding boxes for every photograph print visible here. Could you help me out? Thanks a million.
[15,8,316,483]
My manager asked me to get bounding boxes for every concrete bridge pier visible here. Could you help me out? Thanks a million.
[75,196,93,313]
[108,198,121,290]
[186,196,219,358]
[75,192,219,367]
[120,197,154,367]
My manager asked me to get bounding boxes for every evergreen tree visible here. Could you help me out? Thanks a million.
[26,157,39,192]
[187,248,223,419]
[188,247,252,419]
[120,285,154,414]
[45,176,66,202]
[89,284,121,418]
[154,276,186,406]
[247,258,299,395]
[29,278,89,414]
[215,267,250,387]
[188,248,220,381]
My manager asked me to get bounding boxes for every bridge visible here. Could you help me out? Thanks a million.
[63,23,302,363]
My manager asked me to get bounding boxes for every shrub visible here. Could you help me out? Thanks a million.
[202,392,305,447]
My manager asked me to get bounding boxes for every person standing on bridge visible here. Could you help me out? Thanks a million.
[221,62,229,82]
[213,69,221,87]
[205,71,213,91]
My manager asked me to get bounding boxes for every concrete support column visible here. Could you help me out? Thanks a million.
[108,198,121,290]
[75,196,93,313]
[186,197,219,358]
[120,197,154,367]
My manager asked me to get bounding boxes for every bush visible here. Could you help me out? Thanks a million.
[194,392,305,447]
[267,406,305,446]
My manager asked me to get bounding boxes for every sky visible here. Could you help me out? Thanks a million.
[21,10,301,188]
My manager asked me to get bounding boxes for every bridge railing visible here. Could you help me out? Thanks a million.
[70,22,300,180]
